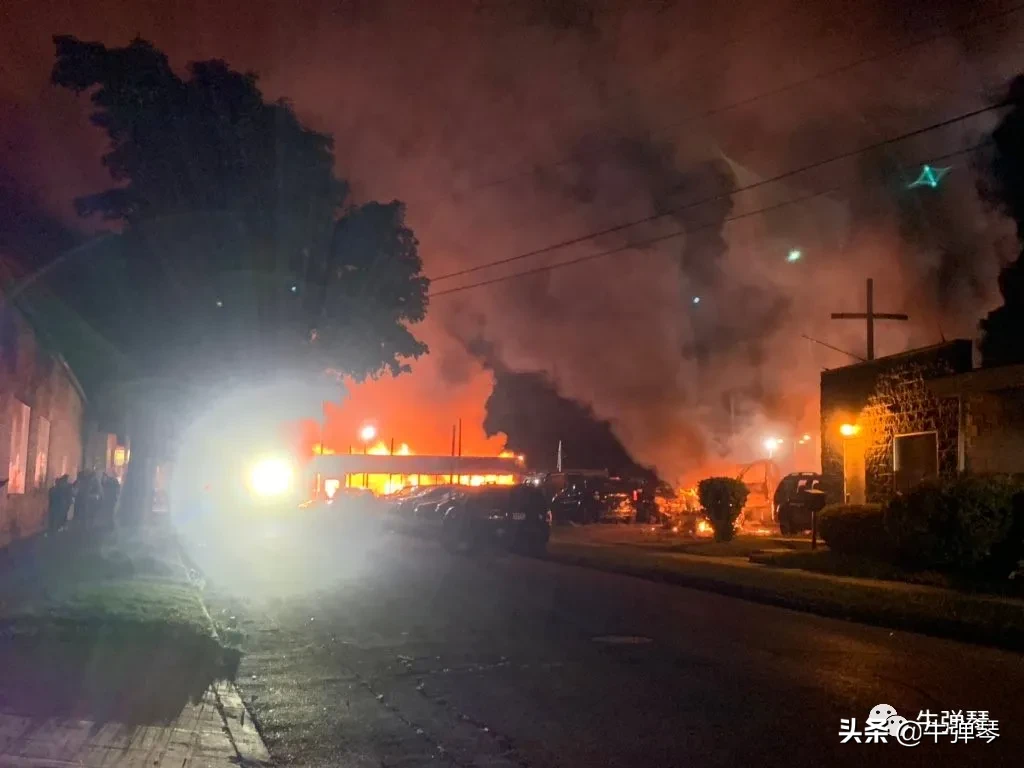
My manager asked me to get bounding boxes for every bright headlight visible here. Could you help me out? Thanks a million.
[248,457,294,497]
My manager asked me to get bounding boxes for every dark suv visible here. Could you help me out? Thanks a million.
[440,485,551,556]
[773,472,828,535]
[549,478,638,524]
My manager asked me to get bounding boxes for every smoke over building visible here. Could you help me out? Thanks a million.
[2,0,1023,483]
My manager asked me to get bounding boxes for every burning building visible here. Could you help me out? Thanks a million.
[309,449,521,497]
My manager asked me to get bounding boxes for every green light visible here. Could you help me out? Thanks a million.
[909,164,951,189]
[787,249,802,262]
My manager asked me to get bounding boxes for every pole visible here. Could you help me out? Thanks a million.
[451,424,457,485]
[866,278,874,361]
[388,437,395,493]
[458,418,462,457]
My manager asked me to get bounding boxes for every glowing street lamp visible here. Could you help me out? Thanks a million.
[763,436,784,458]
[786,249,802,263]
[839,423,860,437]
[359,424,377,443]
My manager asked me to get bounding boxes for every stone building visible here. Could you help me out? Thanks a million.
[820,339,1024,504]
[0,295,86,545]
[927,363,1024,476]
[819,341,972,504]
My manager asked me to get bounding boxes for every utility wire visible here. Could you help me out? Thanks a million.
[428,101,1005,286]
[465,1,1024,195]
[428,143,980,299]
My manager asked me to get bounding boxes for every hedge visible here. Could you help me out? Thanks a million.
[819,476,1024,579]
[818,504,886,557]
[886,476,1023,575]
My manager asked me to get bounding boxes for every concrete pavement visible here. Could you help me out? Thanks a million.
[188,519,1024,768]
[0,682,268,767]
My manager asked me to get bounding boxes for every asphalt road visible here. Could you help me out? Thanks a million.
[186,515,1024,767]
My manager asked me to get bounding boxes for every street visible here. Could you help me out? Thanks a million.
[186,518,1024,768]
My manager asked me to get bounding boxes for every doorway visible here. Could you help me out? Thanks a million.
[843,436,866,504]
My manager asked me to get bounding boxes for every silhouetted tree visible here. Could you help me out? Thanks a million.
[977,75,1024,366]
[50,36,429,520]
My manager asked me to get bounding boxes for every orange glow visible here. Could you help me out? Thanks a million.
[499,450,514,458]
[297,357,506,462]
[839,423,860,437]
[345,470,514,496]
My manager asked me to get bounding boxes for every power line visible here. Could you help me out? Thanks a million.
[428,101,1005,285]
[428,143,980,299]
[464,2,1024,195]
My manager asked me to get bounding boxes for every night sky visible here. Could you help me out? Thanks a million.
[2,0,1023,482]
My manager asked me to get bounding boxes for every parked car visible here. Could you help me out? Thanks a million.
[440,485,550,556]
[385,485,432,516]
[407,485,460,527]
[773,472,828,535]
[549,477,637,524]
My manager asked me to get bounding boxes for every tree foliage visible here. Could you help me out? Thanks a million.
[697,476,748,542]
[977,75,1024,367]
[50,35,428,386]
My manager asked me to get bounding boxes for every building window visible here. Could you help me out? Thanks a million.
[7,400,30,494]
[33,417,50,489]
[894,431,938,493]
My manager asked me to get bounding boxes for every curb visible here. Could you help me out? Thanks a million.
[545,548,1024,653]
[175,543,274,766]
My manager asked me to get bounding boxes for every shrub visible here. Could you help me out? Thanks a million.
[697,477,748,542]
[818,504,887,557]
[886,476,1023,573]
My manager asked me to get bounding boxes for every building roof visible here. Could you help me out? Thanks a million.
[926,363,1024,397]
[309,454,523,478]
[822,339,973,375]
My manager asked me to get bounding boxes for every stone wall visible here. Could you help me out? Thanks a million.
[964,389,1024,475]
[0,301,85,546]
[820,341,972,505]
[859,364,960,501]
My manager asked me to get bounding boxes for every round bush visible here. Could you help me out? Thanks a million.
[697,477,748,542]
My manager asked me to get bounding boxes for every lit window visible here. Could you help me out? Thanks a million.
[33,417,50,489]
[7,401,30,494]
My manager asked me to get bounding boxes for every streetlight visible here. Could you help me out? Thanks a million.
[839,423,860,437]
[763,436,784,458]
[786,249,802,263]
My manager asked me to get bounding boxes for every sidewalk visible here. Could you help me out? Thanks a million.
[0,682,266,767]
[547,525,1024,651]
[0,525,270,767]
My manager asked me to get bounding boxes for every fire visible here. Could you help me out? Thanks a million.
[345,469,515,496]
[299,356,506,460]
